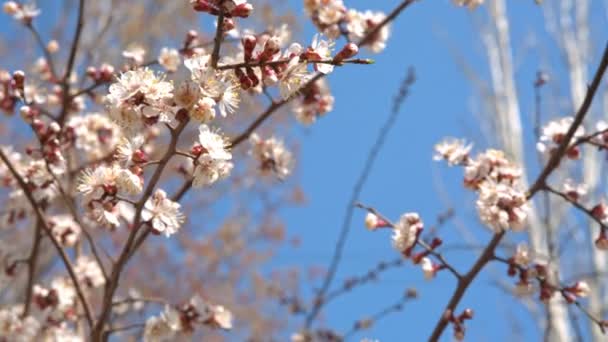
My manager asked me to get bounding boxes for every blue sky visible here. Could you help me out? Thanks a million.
[1,0,606,340]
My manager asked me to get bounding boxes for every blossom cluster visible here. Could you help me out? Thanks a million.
[434,139,529,232]
[0,0,403,338]
[143,295,233,340]
[365,210,447,280]
[303,0,390,52]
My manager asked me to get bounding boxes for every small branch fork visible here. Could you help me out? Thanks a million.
[355,203,462,280]
[91,118,190,340]
[172,0,420,204]
[491,256,607,334]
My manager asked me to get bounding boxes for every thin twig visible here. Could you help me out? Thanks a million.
[58,0,86,125]
[25,23,58,81]
[210,2,225,69]
[304,67,416,328]
[0,149,94,328]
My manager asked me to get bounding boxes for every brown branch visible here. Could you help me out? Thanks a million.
[216,58,373,70]
[544,185,608,231]
[0,149,94,328]
[527,42,608,198]
[355,203,462,279]
[428,231,505,341]
[21,221,42,317]
[427,41,608,341]
[210,2,225,69]
[58,0,86,125]
[91,118,190,339]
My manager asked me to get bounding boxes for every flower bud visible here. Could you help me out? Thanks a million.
[333,43,359,63]
[595,230,608,250]
[47,40,59,53]
[86,66,98,79]
[222,17,235,31]
[48,122,61,134]
[191,0,213,12]
[231,2,253,18]
[364,212,389,230]
[3,1,18,15]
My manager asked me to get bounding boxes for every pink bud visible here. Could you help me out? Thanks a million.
[222,18,235,31]
[334,43,359,63]
[192,0,213,12]
[595,230,608,250]
[231,3,253,18]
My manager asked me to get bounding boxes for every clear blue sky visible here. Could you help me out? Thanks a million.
[1,0,605,341]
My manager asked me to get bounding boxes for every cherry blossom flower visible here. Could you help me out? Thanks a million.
[463,149,522,190]
[122,45,147,65]
[216,80,240,117]
[476,180,529,232]
[537,117,584,159]
[144,314,176,342]
[3,2,40,24]
[105,68,174,135]
[77,164,121,198]
[305,34,335,74]
[48,215,81,247]
[433,138,472,166]
[190,97,216,122]
[421,257,436,280]
[279,56,310,100]
[158,48,181,72]
[0,306,40,340]
[141,189,185,237]
[116,135,146,165]
[292,79,334,125]
[66,113,121,161]
[249,133,293,179]
[513,242,531,266]
[346,10,390,52]
[74,256,105,288]
[192,125,233,187]
[392,213,423,254]
[570,281,590,298]
[174,80,202,109]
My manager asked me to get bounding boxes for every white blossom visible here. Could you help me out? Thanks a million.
[74,256,105,288]
[433,138,472,166]
[141,189,185,237]
[476,180,529,232]
[249,133,293,179]
[105,68,174,135]
[513,242,531,266]
[391,213,422,253]
[537,117,584,158]
[158,48,181,72]
[48,215,81,247]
